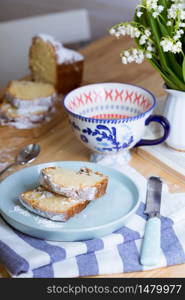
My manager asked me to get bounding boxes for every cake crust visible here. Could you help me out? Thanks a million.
[20,186,89,221]
[29,35,84,94]
[56,60,84,94]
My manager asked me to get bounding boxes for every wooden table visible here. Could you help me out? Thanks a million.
[1,35,185,278]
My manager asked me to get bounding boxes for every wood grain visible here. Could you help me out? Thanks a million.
[0,35,185,278]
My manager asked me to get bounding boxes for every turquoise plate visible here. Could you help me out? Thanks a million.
[0,161,141,241]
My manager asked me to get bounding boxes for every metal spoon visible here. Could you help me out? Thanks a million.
[0,143,40,176]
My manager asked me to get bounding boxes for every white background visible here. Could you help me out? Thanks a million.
[0,0,139,39]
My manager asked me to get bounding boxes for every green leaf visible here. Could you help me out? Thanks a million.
[158,21,183,79]
[149,58,183,90]
[157,19,169,36]
[183,57,185,82]
[147,15,167,69]
[133,7,149,28]
[158,0,168,18]
[158,0,166,6]
[148,17,185,89]
[133,2,185,91]
[166,53,183,80]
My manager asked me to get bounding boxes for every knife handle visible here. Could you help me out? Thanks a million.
[140,216,161,266]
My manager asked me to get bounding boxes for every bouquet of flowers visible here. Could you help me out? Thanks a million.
[109,0,185,91]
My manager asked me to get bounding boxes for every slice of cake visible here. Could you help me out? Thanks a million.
[19,186,89,221]
[5,80,57,110]
[39,167,108,200]
[29,34,84,94]
[0,100,53,129]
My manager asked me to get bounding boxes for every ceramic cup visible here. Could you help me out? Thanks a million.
[64,83,170,155]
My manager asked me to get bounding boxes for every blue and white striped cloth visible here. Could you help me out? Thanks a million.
[1,157,185,278]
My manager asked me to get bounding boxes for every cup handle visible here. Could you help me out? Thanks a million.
[134,114,170,148]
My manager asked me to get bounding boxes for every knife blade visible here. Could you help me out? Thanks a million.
[140,176,163,266]
[145,176,163,217]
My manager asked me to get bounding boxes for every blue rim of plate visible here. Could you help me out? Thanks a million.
[0,161,142,233]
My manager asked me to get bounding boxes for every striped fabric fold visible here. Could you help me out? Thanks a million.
[1,165,185,278]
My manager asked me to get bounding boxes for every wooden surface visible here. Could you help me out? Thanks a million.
[1,35,185,278]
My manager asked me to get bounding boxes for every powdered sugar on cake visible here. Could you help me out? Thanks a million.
[38,33,84,64]
[40,171,97,200]
[33,216,64,228]
[0,115,52,129]
[0,101,55,129]
[9,204,64,227]
[0,120,38,129]
[5,92,57,112]
[9,205,31,216]
[0,114,47,129]
[40,167,108,200]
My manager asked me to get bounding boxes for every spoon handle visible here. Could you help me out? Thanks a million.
[0,162,16,176]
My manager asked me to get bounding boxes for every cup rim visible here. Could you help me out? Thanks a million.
[63,82,156,123]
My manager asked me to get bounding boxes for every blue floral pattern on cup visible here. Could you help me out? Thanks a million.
[70,121,134,152]
[65,83,170,154]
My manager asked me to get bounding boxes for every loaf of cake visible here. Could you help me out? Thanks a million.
[19,186,89,221]
[39,167,108,200]
[29,34,84,94]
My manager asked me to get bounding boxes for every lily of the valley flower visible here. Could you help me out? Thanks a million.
[152,5,164,18]
[109,0,185,91]
[168,3,185,20]
[110,23,141,39]
[121,48,153,64]
[160,38,182,53]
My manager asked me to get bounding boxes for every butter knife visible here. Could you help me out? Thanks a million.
[140,176,162,266]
